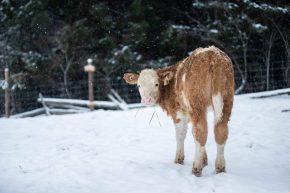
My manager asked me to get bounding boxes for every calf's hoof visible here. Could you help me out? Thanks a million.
[215,158,226,174]
[174,153,184,165]
[216,166,226,174]
[174,157,184,165]
[174,159,184,165]
[192,167,202,177]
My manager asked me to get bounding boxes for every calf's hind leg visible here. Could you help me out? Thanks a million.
[214,96,232,174]
[214,120,228,173]
[191,112,208,177]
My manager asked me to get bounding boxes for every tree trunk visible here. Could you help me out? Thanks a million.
[63,70,71,98]
[235,42,248,94]
[266,60,270,91]
[271,20,290,88]
[61,52,72,98]
[265,32,275,90]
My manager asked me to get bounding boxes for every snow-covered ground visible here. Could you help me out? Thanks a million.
[0,89,290,193]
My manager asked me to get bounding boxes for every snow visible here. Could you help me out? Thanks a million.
[243,0,288,14]
[252,23,267,32]
[0,89,290,193]
[0,80,8,89]
[121,46,129,53]
[209,29,219,34]
[172,25,191,30]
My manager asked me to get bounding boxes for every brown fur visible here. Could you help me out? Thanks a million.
[155,46,234,137]
[124,46,234,176]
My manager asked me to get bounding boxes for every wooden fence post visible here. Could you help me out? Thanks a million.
[4,68,10,118]
[84,58,95,111]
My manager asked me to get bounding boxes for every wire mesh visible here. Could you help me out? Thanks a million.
[0,61,288,116]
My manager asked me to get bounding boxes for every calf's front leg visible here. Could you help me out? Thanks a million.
[174,113,188,164]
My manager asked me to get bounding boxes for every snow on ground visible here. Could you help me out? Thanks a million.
[0,89,290,193]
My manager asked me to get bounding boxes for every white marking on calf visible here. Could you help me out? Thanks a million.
[138,69,159,85]
[215,144,225,171]
[194,140,205,169]
[137,69,159,103]
[181,91,191,110]
[182,73,186,82]
[175,59,187,89]
[174,112,188,163]
[212,92,224,124]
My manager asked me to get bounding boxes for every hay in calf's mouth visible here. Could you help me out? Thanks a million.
[149,108,162,127]
[134,107,162,127]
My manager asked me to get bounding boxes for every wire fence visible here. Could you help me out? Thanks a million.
[0,78,141,116]
[0,61,289,116]
[237,62,288,92]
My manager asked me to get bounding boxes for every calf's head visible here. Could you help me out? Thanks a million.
[123,69,174,106]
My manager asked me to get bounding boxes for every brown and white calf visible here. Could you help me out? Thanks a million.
[123,46,234,176]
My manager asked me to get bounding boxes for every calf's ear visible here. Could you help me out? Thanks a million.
[123,73,139,85]
[159,70,174,86]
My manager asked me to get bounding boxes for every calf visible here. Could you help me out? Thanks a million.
[123,46,234,176]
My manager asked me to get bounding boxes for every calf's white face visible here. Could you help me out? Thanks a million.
[123,69,159,106]
[123,68,174,106]
[137,69,160,105]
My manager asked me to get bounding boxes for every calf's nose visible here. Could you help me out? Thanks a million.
[142,97,152,105]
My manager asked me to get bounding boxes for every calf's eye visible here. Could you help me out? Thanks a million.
[155,83,159,87]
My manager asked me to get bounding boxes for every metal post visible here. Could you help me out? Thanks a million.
[4,68,10,118]
[84,59,95,111]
